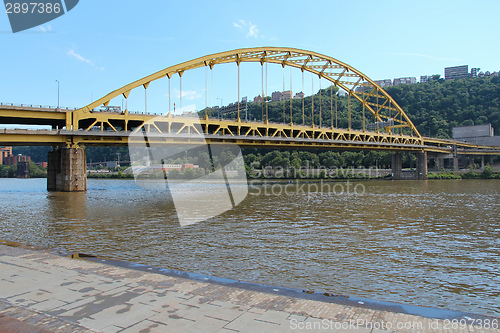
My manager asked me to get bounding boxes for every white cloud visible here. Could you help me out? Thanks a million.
[233,19,259,38]
[37,24,51,33]
[67,49,104,70]
[172,89,203,100]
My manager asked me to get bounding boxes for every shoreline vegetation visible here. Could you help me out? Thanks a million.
[83,166,500,180]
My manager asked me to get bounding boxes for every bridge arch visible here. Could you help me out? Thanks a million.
[76,47,421,138]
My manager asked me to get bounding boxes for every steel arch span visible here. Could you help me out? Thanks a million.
[73,47,421,139]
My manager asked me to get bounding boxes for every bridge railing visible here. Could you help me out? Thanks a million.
[0,102,78,110]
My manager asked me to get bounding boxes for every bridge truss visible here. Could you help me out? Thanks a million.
[69,47,422,144]
[1,47,499,155]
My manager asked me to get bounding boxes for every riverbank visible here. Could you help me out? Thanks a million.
[0,241,498,333]
[428,166,500,179]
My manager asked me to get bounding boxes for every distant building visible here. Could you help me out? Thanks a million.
[271,91,282,102]
[420,75,431,83]
[470,68,480,78]
[294,92,305,99]
[0,147,31,166]
[282,90,292,101]
[219,98,248,116]
[162,163,200,173]
[445,65,469,80]
[253,95,263,103]
[374,79,392,87]
[453,124,500,147]
[393,77,416,86]
[0,147,12,165]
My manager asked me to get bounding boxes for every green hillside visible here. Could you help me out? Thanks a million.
[385,76,500,138]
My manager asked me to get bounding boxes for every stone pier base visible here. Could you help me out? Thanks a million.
[391,152,402,180]
[417,151,428,180]
[47,147,87,192]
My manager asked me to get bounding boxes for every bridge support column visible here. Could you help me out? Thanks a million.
[16,161,30,178]
[391,152,402,180]
[417,152,428,180]
[481,155,485,169]
[47,147,87,192]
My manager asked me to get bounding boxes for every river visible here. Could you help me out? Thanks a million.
[0,178,498,316]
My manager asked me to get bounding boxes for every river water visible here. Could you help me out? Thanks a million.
[0,178,498,316]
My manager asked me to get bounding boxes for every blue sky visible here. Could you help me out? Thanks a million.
[1,0,499,115]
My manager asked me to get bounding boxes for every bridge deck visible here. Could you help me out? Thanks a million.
[0,106,499,154]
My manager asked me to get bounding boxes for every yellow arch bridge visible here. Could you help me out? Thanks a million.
[0,47,499,190]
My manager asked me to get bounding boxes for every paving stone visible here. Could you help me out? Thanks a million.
[31,298,68,311]
[224,311,282,333]
[119,319,168,333]
[0,244,498,333]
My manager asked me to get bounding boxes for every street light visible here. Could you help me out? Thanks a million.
[217,98,223,119]
[55,80,60,109]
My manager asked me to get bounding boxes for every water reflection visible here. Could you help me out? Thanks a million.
[0,178,498,316]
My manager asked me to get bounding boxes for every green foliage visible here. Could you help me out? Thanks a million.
[29,161,47,178]
[428,171,462,180]
[0,165,15,177]
[384,76,500,138]
[428,167,500,180]
[11,146,51,163]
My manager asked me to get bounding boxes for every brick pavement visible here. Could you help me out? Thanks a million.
[0,244,498,333]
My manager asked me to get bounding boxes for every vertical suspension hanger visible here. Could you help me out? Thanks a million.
[265,62,268,123]
[210,63,214,118]
[348,93,352,131]
[362,95,366,132]
[237,55,241,122]
[282,65,285,124]
[311,72,314,127]
[335,87,338,128]
[289,66,293,125]
[143,82,149,114]
[330,83,333,129]
[167,73,171,114]
[330,66,333,129]
[179,71,184,112]
[205,65,208,118]
[302,69,305,125]
[319,74,322,128]
[261,62,264,122]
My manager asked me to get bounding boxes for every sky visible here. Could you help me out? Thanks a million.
[1,0,499,116]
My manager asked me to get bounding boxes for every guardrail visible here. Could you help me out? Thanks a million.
[0,102,78,110]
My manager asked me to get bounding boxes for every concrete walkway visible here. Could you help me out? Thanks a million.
[0,243,498,333]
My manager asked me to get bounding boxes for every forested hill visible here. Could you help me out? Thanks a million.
[384,76,500,139]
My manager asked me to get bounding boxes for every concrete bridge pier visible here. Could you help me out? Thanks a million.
[417,151,428,180]
[391,152,402,180]
[47,147,87,192]
[392,152,428,180]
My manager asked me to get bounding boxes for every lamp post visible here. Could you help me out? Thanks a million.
[217,98,223,119]
[55,80,60,109]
